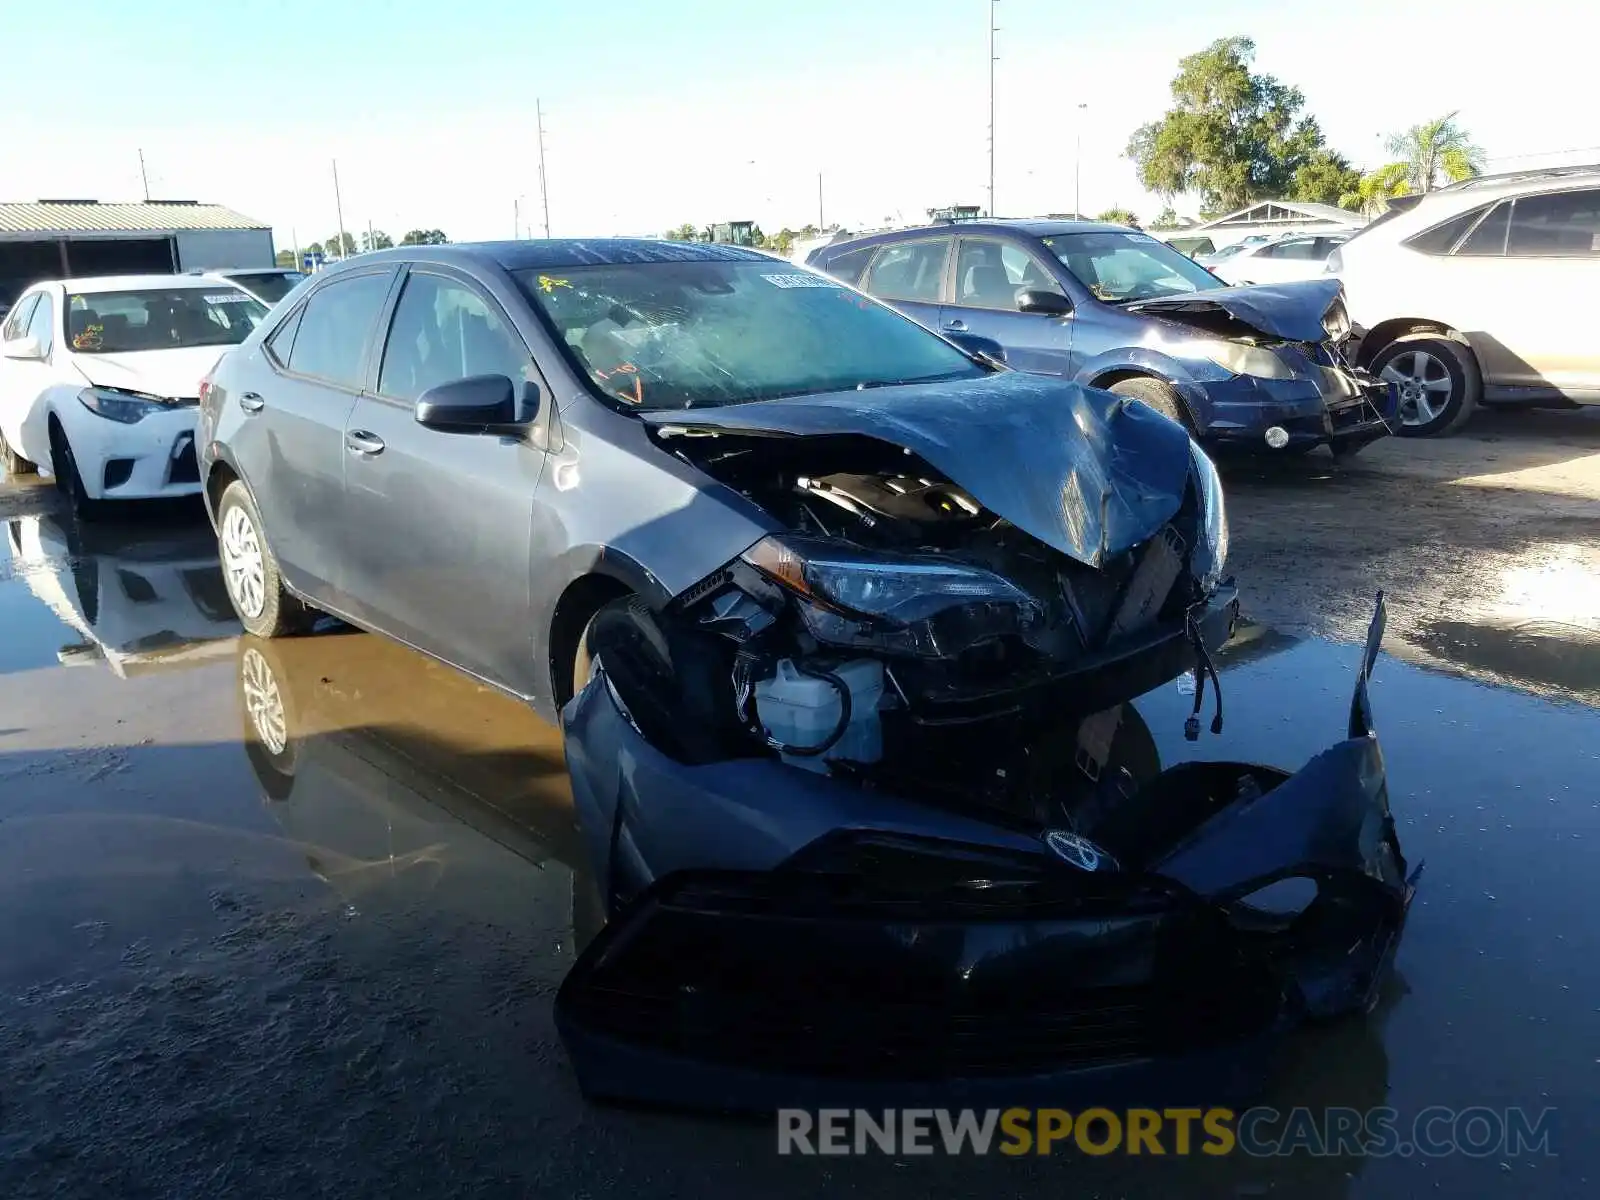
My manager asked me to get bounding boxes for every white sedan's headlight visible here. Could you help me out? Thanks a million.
[1196,340,1293,380]
[78,387,166,424]
[1189,441,1228,593]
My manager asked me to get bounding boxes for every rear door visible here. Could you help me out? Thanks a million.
[938,236,1075,373]
[340,265,544,693]
[232,267,398,604]
[857,236,951,329]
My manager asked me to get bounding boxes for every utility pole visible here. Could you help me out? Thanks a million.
[332,159,348,260]
[536,99,551,237]
[1074,103,1088,219]
[514,196,520,239]
[138,149,150,201]
[367,219,375,254]
[817,172,825,228]
[291,227,298,269]
[987,0,999,217]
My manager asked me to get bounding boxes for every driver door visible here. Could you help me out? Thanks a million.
[339,265,547,694]
[938,236,1075,374]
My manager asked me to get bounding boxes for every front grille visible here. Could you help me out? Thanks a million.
[168,437,199,484]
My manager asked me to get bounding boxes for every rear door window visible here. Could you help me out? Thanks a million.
[1505,189,1600,257]
[285,271,394,389]
[862,238,952,302]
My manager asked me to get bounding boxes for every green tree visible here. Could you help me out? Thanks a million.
[1385,112,1486,193]
[1290,149,1363,208]
[324,231,357,258]
[763,228,797,255]
[1126,36,1325,214]
[306,241,324,256]
[361,229,394,252]
[275,249,298,268]
[1151,205,1182,227]
[1344,162,1413,216]
[663,223,699,241]
[1096,206,1140,227]
[399,229,450,245]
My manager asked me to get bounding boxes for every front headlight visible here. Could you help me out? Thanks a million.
[78,387,166,424]
[1189,441,1228,594]
[741,534,1043,657]
[1196,340,1293,380]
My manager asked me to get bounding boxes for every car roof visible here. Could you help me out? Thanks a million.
[193,267,303,276]
[818,218,1129,253]
[328,239,775,276]
[52,274,246,293]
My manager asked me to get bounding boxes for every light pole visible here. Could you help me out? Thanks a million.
[1074,103,1088,219]
[987,0,999,216]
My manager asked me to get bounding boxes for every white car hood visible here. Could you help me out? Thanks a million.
[72,346,232,401]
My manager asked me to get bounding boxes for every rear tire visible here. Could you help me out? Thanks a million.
[1107,376,1194,432]
[1369,333,1480,438]
[0,427,37,476]
[216,481,313,638]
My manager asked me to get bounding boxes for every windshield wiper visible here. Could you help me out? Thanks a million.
[855,371,972,392]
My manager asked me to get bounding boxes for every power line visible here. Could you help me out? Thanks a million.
[1485,145,1600,165]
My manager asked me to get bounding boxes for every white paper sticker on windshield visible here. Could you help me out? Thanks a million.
[1123,233,1160,244]
[204,293,252,303]
[760,273,838,289]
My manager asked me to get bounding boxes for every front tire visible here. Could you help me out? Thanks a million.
[1370,334,1480,437]
[49,425,103,521]
[217,481,312,638]
[1107,376,1194,432]
[0,427,37,476]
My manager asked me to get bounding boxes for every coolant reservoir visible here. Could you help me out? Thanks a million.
[754,659,884,773]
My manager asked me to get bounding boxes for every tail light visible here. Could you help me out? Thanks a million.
[198,377,213,405]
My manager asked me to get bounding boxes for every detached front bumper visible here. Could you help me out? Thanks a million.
[558,597,1415,1112]
[1180,363,1396,454]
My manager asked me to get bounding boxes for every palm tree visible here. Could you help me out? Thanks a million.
[1385,112,1487,193]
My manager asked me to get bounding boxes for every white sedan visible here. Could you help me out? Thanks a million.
[0,274,267,517]
[1206,233,1353,287]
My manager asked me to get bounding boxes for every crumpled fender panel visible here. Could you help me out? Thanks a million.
[557,596,1417,1110]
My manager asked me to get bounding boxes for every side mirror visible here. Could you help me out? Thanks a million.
[2,334,43,361]
[1016,289,1073,316]
[946,332,1008,365]
[414,374,534,430]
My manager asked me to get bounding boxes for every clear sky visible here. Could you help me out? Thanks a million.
[4,0,1594,246]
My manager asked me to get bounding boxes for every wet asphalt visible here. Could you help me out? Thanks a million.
[1,416,1598,1199]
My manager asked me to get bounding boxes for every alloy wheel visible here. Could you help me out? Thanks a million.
[1380,349,1455,427]
[221,505,268,620]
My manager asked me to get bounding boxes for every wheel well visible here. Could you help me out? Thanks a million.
[206,461,240,517]
[1088,368,1165,392]
[1356,319,1461,368]
[548,574,633,706]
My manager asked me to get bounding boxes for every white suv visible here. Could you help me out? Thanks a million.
[1331,167,1600,436]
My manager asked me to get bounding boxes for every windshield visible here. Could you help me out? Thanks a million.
[1043,232,1223,302]
[1204,243,1250,262]
[67,288,268,354]
[518,261,985,410]
[230,272,305,303]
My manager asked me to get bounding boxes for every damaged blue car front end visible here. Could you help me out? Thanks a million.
[556,596,1418,1111]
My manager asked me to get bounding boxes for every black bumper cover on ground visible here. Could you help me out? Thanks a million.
[557,597,1417,1112]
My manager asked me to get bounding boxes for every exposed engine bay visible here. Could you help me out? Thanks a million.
[589,427,1234,834]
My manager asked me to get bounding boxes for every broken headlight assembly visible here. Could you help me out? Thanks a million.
[1189,442,1228,594]
[741,533,1045,658]
[1194,339,1293,380]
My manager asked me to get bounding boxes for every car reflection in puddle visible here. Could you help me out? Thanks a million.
[3,510,239,676]
[231,631,594,940]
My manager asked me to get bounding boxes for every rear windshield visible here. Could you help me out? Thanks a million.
[67,289,268,353]
[517,260,984,410]
[1043,231,1223,302]
[230,271,305,303]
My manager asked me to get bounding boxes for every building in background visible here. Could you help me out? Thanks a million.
[1190,200,1364,251]
[0,200,273,310]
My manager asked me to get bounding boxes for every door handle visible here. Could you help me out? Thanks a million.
[239,392,264,414]
[943,319,969,332]
[345,430,385,456]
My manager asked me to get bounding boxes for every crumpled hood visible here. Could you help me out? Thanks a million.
[1127,278,1343,343]
[72,346,232,401]
[641,371,1193,567]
